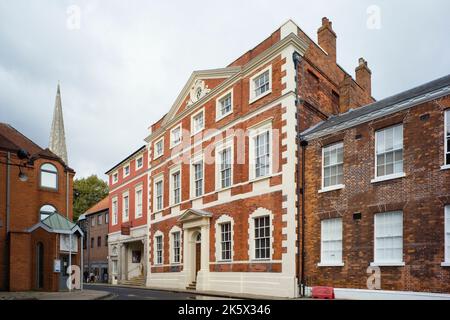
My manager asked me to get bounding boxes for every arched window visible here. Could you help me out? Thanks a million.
[40,163,58,189]
[40,204,57,221]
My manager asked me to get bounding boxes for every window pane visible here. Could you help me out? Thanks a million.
[375,212,403,263]
[41,171,57,189]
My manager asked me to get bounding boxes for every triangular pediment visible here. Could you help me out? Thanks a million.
[161,67,240,127]
[178,208,212,222]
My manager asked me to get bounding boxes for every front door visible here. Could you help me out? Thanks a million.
[59,254,69,290]
[195,242,201,278]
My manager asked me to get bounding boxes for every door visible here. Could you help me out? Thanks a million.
[59,254,70,290]
[36,243,44,289]
[195,242,201,277]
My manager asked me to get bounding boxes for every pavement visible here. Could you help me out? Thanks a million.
[0,289,111,300]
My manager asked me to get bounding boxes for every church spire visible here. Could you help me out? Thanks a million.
[49,82,68,165]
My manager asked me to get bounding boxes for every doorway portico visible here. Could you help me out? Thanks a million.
[178,209,211,290]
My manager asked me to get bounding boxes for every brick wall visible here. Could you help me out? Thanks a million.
[303,96,450,293]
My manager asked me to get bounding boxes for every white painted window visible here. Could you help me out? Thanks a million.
[154,177,164,212]
[170,168,181,205]
[320,218,343,265]
[375,124,403,179]
[220,147,232,189]
[192,160,203,197]
[216,91,233,120]
[122,193,129,222]
[91,216,95,227]
[173,232,181,264]
[124,164,130,177]
[40,163,58,189]
[112,172,118,184]
[135,186,143,218]
[112,198,118,225]
[136,156,143,169]
[445,205,450,263]
[191,108,205,135]
[156,235,163,265]
[254,131,271,178]
[221,222,232,261]
[254,216,270,260]
[97,214,102,225]
[154,138,164,159]
[105,213,109,224]
[170,124,182,148]
[374,211,403,264]
[445,110,450,166]
[322,142,344,189]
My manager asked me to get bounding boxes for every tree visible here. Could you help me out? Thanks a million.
[73,175,109,221]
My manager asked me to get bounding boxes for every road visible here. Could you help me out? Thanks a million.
[84,284,230,300]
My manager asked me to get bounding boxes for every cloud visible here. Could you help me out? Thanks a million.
[1,0,449,180]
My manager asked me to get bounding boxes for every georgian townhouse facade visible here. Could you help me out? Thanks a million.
[141,18,373,298]
[300,75,450,299]
[106,146,149,285]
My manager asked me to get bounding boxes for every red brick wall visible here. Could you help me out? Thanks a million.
[84,210,109,264]
[303,96,450,293]
[9,232,31,291]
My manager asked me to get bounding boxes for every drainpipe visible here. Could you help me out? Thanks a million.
[293,51,303,296]
[5,152,11,291]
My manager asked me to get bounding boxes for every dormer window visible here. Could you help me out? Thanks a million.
[40,163,58,190]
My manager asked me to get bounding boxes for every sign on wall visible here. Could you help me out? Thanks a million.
[54,259,61,273]
[60,234,78,252]
[121,225,130,236]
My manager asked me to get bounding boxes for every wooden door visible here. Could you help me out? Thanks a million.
[195,242,201,276]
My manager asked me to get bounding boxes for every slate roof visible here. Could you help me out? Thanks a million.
[301,74,450,139]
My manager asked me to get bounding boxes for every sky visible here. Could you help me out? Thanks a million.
[1,0,449,181]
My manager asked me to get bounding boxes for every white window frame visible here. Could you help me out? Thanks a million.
[135,184,143,218]
[249,121,272,181]
[112,172,118,184]
[112,197,118,225]
[154,231,164,265]
[371,211,405,267]
[136,155,144,170]
[97,214,102,225]
[320,142,345,193]
[215,215,234,262]
[443,205,450,266]
[443,110,450,170]
[169,165,182,206]
[216,89,233,121]
[371,124,405,183]
[122,192,129,223]
[123,163,131,178]
[248,208,273,261]
[170,123,182,149]
[169,226,182,265]
[215,139,234,191]
[191,107,205,136]
[318,218,344,267]
[153,174,164,212]
[249,65,272,104]
[190,153,204,199]
[154,137,164,160]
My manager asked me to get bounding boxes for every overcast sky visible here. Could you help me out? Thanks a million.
[1,0,449,180]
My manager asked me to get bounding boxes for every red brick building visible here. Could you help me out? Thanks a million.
[300,76,450,299]
[106,146,148,285]
[0,123,82,292]
[80,197,109,282]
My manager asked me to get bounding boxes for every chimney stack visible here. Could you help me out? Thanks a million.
[355,58,372,96]
[318,17,337,62]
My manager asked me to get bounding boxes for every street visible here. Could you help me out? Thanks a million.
[84,284,231,300]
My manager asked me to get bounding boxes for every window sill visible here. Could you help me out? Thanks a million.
[215,112,232,122]
[191,128,205,137]
[370,262,405,267]
[318,262,345,267]
[249,89,271,105]
[249,174,272,184]
[371,172,406,184]
[319,185,345,194]
[441,165,450,171]
[441,262,450,267]
[170,142,181,149]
